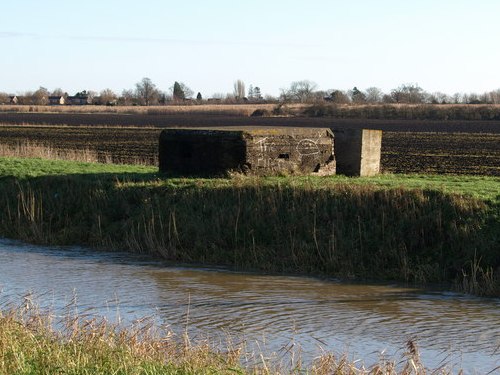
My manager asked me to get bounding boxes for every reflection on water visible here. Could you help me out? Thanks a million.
[0,239,498,372]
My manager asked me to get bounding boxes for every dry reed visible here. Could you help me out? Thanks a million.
[0,295,459,374]
[0,140,155,165]
[0,141,103,163]
[0,103,302,116]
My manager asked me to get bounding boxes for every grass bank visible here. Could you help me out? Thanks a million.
[0,157,498,295]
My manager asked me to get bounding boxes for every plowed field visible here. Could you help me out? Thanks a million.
[0,113,498,176]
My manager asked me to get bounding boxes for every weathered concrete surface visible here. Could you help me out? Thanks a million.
[159,128,335,176]
[333,129,382,176]
[159,129,246,175]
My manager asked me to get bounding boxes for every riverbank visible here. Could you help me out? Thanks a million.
[0,157,498,295]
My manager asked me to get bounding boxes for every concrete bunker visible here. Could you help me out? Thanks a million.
[159,128,336,176]
[332,129,382,177]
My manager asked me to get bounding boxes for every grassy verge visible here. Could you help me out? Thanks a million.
[0,157,498,295]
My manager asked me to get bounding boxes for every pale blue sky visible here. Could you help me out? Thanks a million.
[2,0,499,97]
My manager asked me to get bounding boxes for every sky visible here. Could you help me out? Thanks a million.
[2,0,500,97]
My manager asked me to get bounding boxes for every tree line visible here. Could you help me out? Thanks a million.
[0,78,265,106]
[280,81,500,105]
[1,78,500,106]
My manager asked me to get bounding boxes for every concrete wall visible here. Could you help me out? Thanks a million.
[159,129,246,175]
[159,128,335,176]
[243,128,335,175]
[333,129,382,176]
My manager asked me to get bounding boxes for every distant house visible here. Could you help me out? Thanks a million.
[9,95,18,104]
[67,94,90,105]
[48,96,65,105]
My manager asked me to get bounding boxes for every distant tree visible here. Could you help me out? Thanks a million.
[135,77,159,106]
[390,86,405,103]
[479,92,491,104]
[0,92,9,104]
[489,89,500,104]
[365,87,383,103]
[32,87,49,105]
[253,86,262,100]
[99,88,117,105]
[157,92,168,105]
[330,90,350,104]
[74,90,88,98]
[382,93,395,103]
[180,82,194,99]
[88,90,97,100]
[350,87,366,103]
[196,92,202,101]
[17,92,32,105]
[467,93,481,104]
[428,92,451,104]
[211,92,225,99]
[264,93,277,102]
[120,89,136,106]
[285,80,317,103]
[233,79,246,99]
[51,88,65,97]
[247,85,254,99]
[172,81,185,101]
[452,92,463,104]
[391,83,425,104]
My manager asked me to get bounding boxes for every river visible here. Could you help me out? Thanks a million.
[0,239,498,373]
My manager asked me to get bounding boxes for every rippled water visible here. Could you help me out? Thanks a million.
[0,239,499,372]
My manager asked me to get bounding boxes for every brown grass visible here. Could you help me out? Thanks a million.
[0,295,460,374]
[0,103,306,116]
[0,141,105,163]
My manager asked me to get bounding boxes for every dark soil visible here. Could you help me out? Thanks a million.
[0,113,498,175]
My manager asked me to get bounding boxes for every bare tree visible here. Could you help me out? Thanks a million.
[120,89,136,106]
[135,77,159,106]
[428,92,451,104]
[99,88,117,105]
[390,83,425,104]
[284,80,318,103]
[32,87,49,105]
[247,85,254,99]
[51,88,65,97]
[452,93,463,104]
[365,87,383,103]
[0,92,9,104]
[233,79,246,99]
[489,89,500,104]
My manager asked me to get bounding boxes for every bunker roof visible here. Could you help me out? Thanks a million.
[160,127,334,137]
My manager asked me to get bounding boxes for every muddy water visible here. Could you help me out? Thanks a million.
[0,239,498,372]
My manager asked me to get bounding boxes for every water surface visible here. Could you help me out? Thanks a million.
[0,239,498,372]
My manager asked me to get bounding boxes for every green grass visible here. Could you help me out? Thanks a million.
[0,157,498,294]
[0,156,156,178]
[1,157,498,202]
